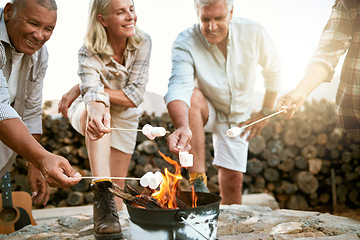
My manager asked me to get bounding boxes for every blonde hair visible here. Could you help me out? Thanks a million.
[85,0,143,56]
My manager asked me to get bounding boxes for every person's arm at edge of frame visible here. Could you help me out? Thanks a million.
[0,118,81,188]
[276,62,329,119]
[240,90,278,141]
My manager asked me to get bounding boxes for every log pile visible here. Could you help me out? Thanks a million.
[245,99,360,210]
[4,98,360,211]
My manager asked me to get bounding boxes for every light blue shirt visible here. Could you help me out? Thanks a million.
[165,17,282,124]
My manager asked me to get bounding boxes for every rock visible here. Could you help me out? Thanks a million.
[270,222,303,235]
[1,204,359,239]
[242,193,280,210]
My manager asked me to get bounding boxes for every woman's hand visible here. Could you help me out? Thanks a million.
[86,101,111,141]
[58,84,81,118]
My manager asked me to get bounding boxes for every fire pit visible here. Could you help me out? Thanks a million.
[125,191,221,240]
[110,152,222,239]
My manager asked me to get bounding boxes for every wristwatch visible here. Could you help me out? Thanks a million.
[261,107,274,116]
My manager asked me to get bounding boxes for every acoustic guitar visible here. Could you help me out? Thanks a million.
[0,171,36,234]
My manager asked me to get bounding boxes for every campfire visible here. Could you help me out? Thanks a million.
[110,151,198,210]
[109,152,222,240]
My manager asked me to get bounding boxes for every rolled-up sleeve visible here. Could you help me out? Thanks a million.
[308,1,352,82]
[257,26,282,93]
[164,38,195,108]
[78,47,110,107]
[122,35,152,107]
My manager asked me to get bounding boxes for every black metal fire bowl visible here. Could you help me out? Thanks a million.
[125,191,222,240]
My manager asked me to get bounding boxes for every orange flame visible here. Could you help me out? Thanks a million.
[151,151,198,209]
[191,185,198,208]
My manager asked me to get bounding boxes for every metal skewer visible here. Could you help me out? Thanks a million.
[110,128,142,131]
[226,109,286,137]
[110,127,170,133]
[81,176,141,180]
[239,109,286,130]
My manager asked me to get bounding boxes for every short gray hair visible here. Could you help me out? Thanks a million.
[12,0,57,11]
[194,0,233,12]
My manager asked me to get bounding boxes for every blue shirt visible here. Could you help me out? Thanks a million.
[165,17,282,124]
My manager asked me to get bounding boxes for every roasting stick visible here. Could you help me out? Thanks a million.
[110,128,141,132]
[241,109,286,129]
[110,128,141,131]
[110,128,170,133]
[226,109,286,137]
[81,176,141,180]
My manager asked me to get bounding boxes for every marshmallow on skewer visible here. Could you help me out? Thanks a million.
[142,124,167,140]
[140,172,154,188]
[149,171,163,189]
[226,127,242,138]
[140,171,163,189]
[179,151,193,167]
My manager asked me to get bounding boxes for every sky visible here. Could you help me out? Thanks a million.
[0,0,338,102]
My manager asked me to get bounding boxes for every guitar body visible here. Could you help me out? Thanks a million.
[0,184,36,234]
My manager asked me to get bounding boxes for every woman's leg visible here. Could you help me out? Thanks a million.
[109,147,132,211]
[79,107,112,177]
[79,107,122,238]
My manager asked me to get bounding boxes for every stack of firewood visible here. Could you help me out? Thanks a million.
[244,99,360,210]
[5,98,359,211]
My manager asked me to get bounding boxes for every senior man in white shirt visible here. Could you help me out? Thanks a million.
[165,0,281,204]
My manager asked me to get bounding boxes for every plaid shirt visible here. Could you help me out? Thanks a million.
[309,0,360,134]
[77,32,151,113]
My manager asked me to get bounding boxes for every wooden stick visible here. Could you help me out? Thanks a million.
[110,128,142,131]
[226,110,286,137]
[110,127,170,133]
[81,176,141,180]
[239,109,286,130]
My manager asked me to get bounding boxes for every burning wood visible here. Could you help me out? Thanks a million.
[109,151,196,210]
[110,183,166,209]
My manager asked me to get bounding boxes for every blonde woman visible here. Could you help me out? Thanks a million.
[58,0,151,238]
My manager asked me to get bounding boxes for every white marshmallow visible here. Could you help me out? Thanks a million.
[179,151,193,167]
[151,127,166,137]
[142,124,167,140]
[140,172,154,187]
[148,171,163,189]
[226,127,242,138]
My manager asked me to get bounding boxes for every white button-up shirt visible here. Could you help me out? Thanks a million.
[165,17,282,124]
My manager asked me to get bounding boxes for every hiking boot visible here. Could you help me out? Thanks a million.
[91,181,123,239]
[190,173,209,193]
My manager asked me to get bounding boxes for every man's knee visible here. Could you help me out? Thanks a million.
[220,170,243,189]
[189,88,209,125]
[190,88,206,110]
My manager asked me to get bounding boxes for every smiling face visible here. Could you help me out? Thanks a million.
[4,0,57,55]
[98,0,137,40]
[197,0,233,45]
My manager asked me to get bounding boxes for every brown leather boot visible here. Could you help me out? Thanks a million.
[92,181,122,239]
